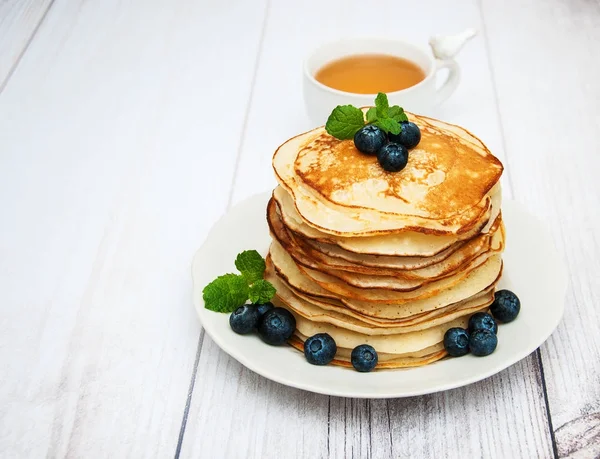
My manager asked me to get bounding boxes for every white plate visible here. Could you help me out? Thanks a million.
[192,192,567,398]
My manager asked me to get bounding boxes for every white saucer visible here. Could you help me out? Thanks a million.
[192,192,567,398]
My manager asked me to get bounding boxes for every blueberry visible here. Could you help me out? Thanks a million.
[304,333,337,365]
[389,121,421,149]
[351,344,378,372]
[229,305,260,335]
[443,327,470,357]
[491,290,521,323]
[377,142,409,172]
[257,307,296,345]
[468,312,498,335]
[469,329,498,356]
[353,125,387,155]
[253,302,274,319]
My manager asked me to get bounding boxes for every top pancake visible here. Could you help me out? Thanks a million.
[272,112,503,236]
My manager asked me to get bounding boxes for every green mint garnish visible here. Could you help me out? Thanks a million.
[203,250,276,313]
[235,250,266,284]
[375,92,389,118]
[388,105,408,123]
[369,93,407,135]
[248,279,277,304]
[203,274,249,313]
[365,107,378,124]
[325,105,365,140]
[325,93,408,140]
[373,118,401,135]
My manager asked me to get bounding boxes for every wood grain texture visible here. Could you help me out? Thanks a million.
[180,338,330,458]
[180,1,554,458]
[482,0,600,457]
[337,355,552,459]
[0,0,53,88]
[1,0,595,456]
[0,0,267,456]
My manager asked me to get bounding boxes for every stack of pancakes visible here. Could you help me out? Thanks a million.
[266,113,504,369]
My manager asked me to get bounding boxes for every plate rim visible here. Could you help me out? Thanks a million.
[192,192,567,398]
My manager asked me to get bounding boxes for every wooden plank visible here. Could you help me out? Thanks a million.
[481,0,600,457]
[181,0,554,457]
[0,0,54,88]
[332,355,552,459]
[0,0,266,456]
[180,338,330,458]
[177,1,332,456]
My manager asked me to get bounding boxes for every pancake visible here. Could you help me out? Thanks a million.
[283,277,495,327]
[297,114,501,215]
[268,205,428,291]
[291,333,445,360]
[302,237,468,271]
[300,250,498,302]
[272,112,503,236]
[264,110,505,371]
[271,236,500,303]
[268,195,493,273]
[296,194,501,268]
[268,264,493,335]
[272,201,505,284]
[273,185,500,256]
[288,335,447,369]
[268,196,504,291]
[299,222,503,286]
[269,244,503,318]
[290,309,472,355]
[339,259,503,319]
[267,256,496,326]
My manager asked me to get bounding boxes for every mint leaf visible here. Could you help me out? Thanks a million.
[203,274,249,312]
[387,106,400,118]
[325,105,365,140]
[235,250,266,284]
[374,118,401,135]
[366,107,378,123]
[325,95,408,140]
[388,106,408,123]
[248,279,276,304]
[375,92,389,118]
[364,94,407,133]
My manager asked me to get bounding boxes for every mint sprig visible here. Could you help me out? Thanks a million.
[203,274,249,313]
[325,93,408,140]
[249,279,277,304]
[203,250,276,313]
[325,105,365,140]
[235,250,265,284]
[375,92,389,117]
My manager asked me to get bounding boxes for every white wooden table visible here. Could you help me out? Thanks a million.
[1,1,599,457]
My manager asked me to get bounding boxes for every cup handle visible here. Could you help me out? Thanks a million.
[434,59,460,105]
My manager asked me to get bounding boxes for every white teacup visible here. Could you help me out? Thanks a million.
[303,33,474,126]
